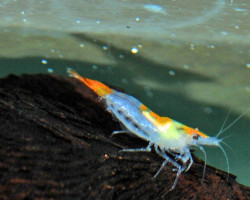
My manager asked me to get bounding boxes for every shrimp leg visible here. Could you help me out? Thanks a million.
[154,146,184,190]
[119,142,152,153]
[184,150,193,172]
[164,148,192,172]
[153,145,170,178]
[112,130,130,135]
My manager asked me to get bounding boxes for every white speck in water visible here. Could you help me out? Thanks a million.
[23,18,27,22]
[41,59,48,64]
[79,43,85,48]
[76,20,81,24]
[48,68,54,73]
[131,47,138,54]
[171,33,176,37]
[204,106,212,114]
[59,54,64,58]
[144,4,167,15]
[183,64,189,69]
[121,78,128,84]
[246,63,250,68]
[235,25,240,29]
[102,46,108,50]
[210,44,215,49]
[234,8,247,12]
[92,65,98,70]
[96,20,100,24]
[221,31,228,36]
[207,44,215,49]
[169,70,175,76]
[144,86,154,98]
[190,43,195,50]
[135,17,140,22]
[245,86,250,92]
[119,54,124,59]
[137,44,143,48]
[50,48,55,53]
[146,90,153,98]
[21,11,25,15]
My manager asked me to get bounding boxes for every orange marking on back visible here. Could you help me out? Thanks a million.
[140,105,172,127]
[183,126,209,138]
[157,117,172,125]
[140,104,148,111]
[82,78,113,97]
[68,69,113,97]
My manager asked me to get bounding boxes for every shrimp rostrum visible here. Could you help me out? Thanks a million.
[68,69,230,190]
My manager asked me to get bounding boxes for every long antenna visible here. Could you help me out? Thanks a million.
[197,145,207,181]
[218,143,230,181]
[216,108,250,138]
[216,108,232,138]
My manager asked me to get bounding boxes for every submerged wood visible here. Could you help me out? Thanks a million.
[0,74,249,200]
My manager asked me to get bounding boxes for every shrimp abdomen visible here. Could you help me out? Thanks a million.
[106,91,159,141]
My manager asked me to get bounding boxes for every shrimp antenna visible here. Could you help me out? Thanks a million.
[217,142,230,181]
[216,108,232,138]
[220,131,234,141]
[197,145,207,181]
[216,107,250,138]
[220,139,236,158]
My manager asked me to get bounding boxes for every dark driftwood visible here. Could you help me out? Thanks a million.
[0,74,249,200]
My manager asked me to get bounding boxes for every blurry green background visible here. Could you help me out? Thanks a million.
[0,0,249,186]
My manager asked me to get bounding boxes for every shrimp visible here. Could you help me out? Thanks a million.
[67,68,231,190]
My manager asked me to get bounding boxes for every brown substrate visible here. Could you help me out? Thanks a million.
[0,74,249,200]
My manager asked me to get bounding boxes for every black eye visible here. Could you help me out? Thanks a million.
[193,135,198,140]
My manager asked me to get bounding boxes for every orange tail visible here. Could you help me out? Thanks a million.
[67,68,113,97]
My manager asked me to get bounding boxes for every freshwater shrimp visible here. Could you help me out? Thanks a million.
[67,68,233,190]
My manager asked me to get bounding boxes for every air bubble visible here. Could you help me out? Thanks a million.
[41,59,48,64]
[221,31,228,36]
[144,4,167,15]
[144,86,153,97]
[121,79,128,84]
[183,64,189,69]
[204,106,212,114]
[169,70,175,76]
[190,44,195,50]
[131,47,138,54]
[137,44,143,48]
[234,8,247,12]
[235,25,239,29]
[102,46,108,50]
[48,68,54,73]
[92,65,98,69]
[209,44,215,49]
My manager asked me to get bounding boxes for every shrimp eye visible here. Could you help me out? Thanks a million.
[193,135,199,140]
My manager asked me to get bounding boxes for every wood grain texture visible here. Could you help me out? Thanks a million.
[0,74,249,200]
